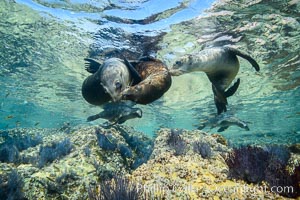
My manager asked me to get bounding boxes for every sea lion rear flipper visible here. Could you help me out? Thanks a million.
[217,126,229,132]
[197,124,206,130]
[123,57,142,85]
[224,78,240,97]
[212,84,227,115]
[84,58,101,73]
[227,47,260,72]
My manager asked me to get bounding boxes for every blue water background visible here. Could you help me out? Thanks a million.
[0,0,299,146]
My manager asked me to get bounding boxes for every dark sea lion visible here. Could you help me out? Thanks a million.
[87,101,142,125]
[82,57,141,105]
[170,47,259,114]
[121,57,172,104]
[99,58,132,101]
[197,113,250,132]
[81,63,111,106]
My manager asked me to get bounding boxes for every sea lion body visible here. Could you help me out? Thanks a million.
[121,57,172,104]
[81,70,111,106]
[172,47,240,90]
[171,47,259,114]
[86,101,142,125]
[197,113,250,132]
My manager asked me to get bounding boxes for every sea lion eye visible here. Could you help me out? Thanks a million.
[115,81,122,90]
[175,61,182,65]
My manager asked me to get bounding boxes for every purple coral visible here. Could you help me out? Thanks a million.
[193,141,213,159]
[226,145,300,198]
[0,170,25,200]
[0,133,42,164]
[167,129,187,156]
[88,176,143,200]
[38,138,73,168]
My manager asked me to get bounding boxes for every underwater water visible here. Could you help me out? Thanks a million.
[0,0,299,147]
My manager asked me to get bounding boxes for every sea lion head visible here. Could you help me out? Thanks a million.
[100,58,131,102]
[169,54,193,76]
[237,121,250,131]
[116,105,143,124]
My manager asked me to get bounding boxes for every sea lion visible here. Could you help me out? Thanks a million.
[82,57,141,105]
[87,101,142,126]
[197,113,250,132]
[170,46,259,114]
[121,56,172,104]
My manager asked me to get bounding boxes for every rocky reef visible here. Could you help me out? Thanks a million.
[0,125,153,199]
[0,125,299,199]
[131,129,300,199]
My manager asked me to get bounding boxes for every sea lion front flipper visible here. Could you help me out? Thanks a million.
[123,57,142,85]
[115,50,142,85]
[212,84,228,115]
[100,121,114,129]
[138,56,157,62]
[217,126,229,132]
[169,69,187,76]
[225,78,240,97]
[87,113,102,122]
[84,58,102,74]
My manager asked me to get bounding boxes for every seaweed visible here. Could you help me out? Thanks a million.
[131,156,149,170]
[56,170,79,185]
[193,141,213,159]
[95,129,118,151]
[92,160,115,181]
[44,180,63,195]
[118,144,133,159]
[167,129,187,156]
[106,126,154,169]
[117,127,153,156]
[0,144,19,163]
[226,145,300,198]
[14,134,42,151]
[125,134,154,169]
[226,146,272,183]
[0,170,26,200]
[38,138,73,168]
[0,133,42,164]
[88,175,143,200]
[84,146,91,157]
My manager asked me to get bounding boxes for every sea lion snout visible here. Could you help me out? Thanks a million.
[101,82,122,102]
[134,108,143,118]
[170,56,191,76]
[239,122,250,131]
[121,86,141,102]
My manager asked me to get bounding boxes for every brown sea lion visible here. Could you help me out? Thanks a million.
[170,47,259,114]
[121,57,172,104]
